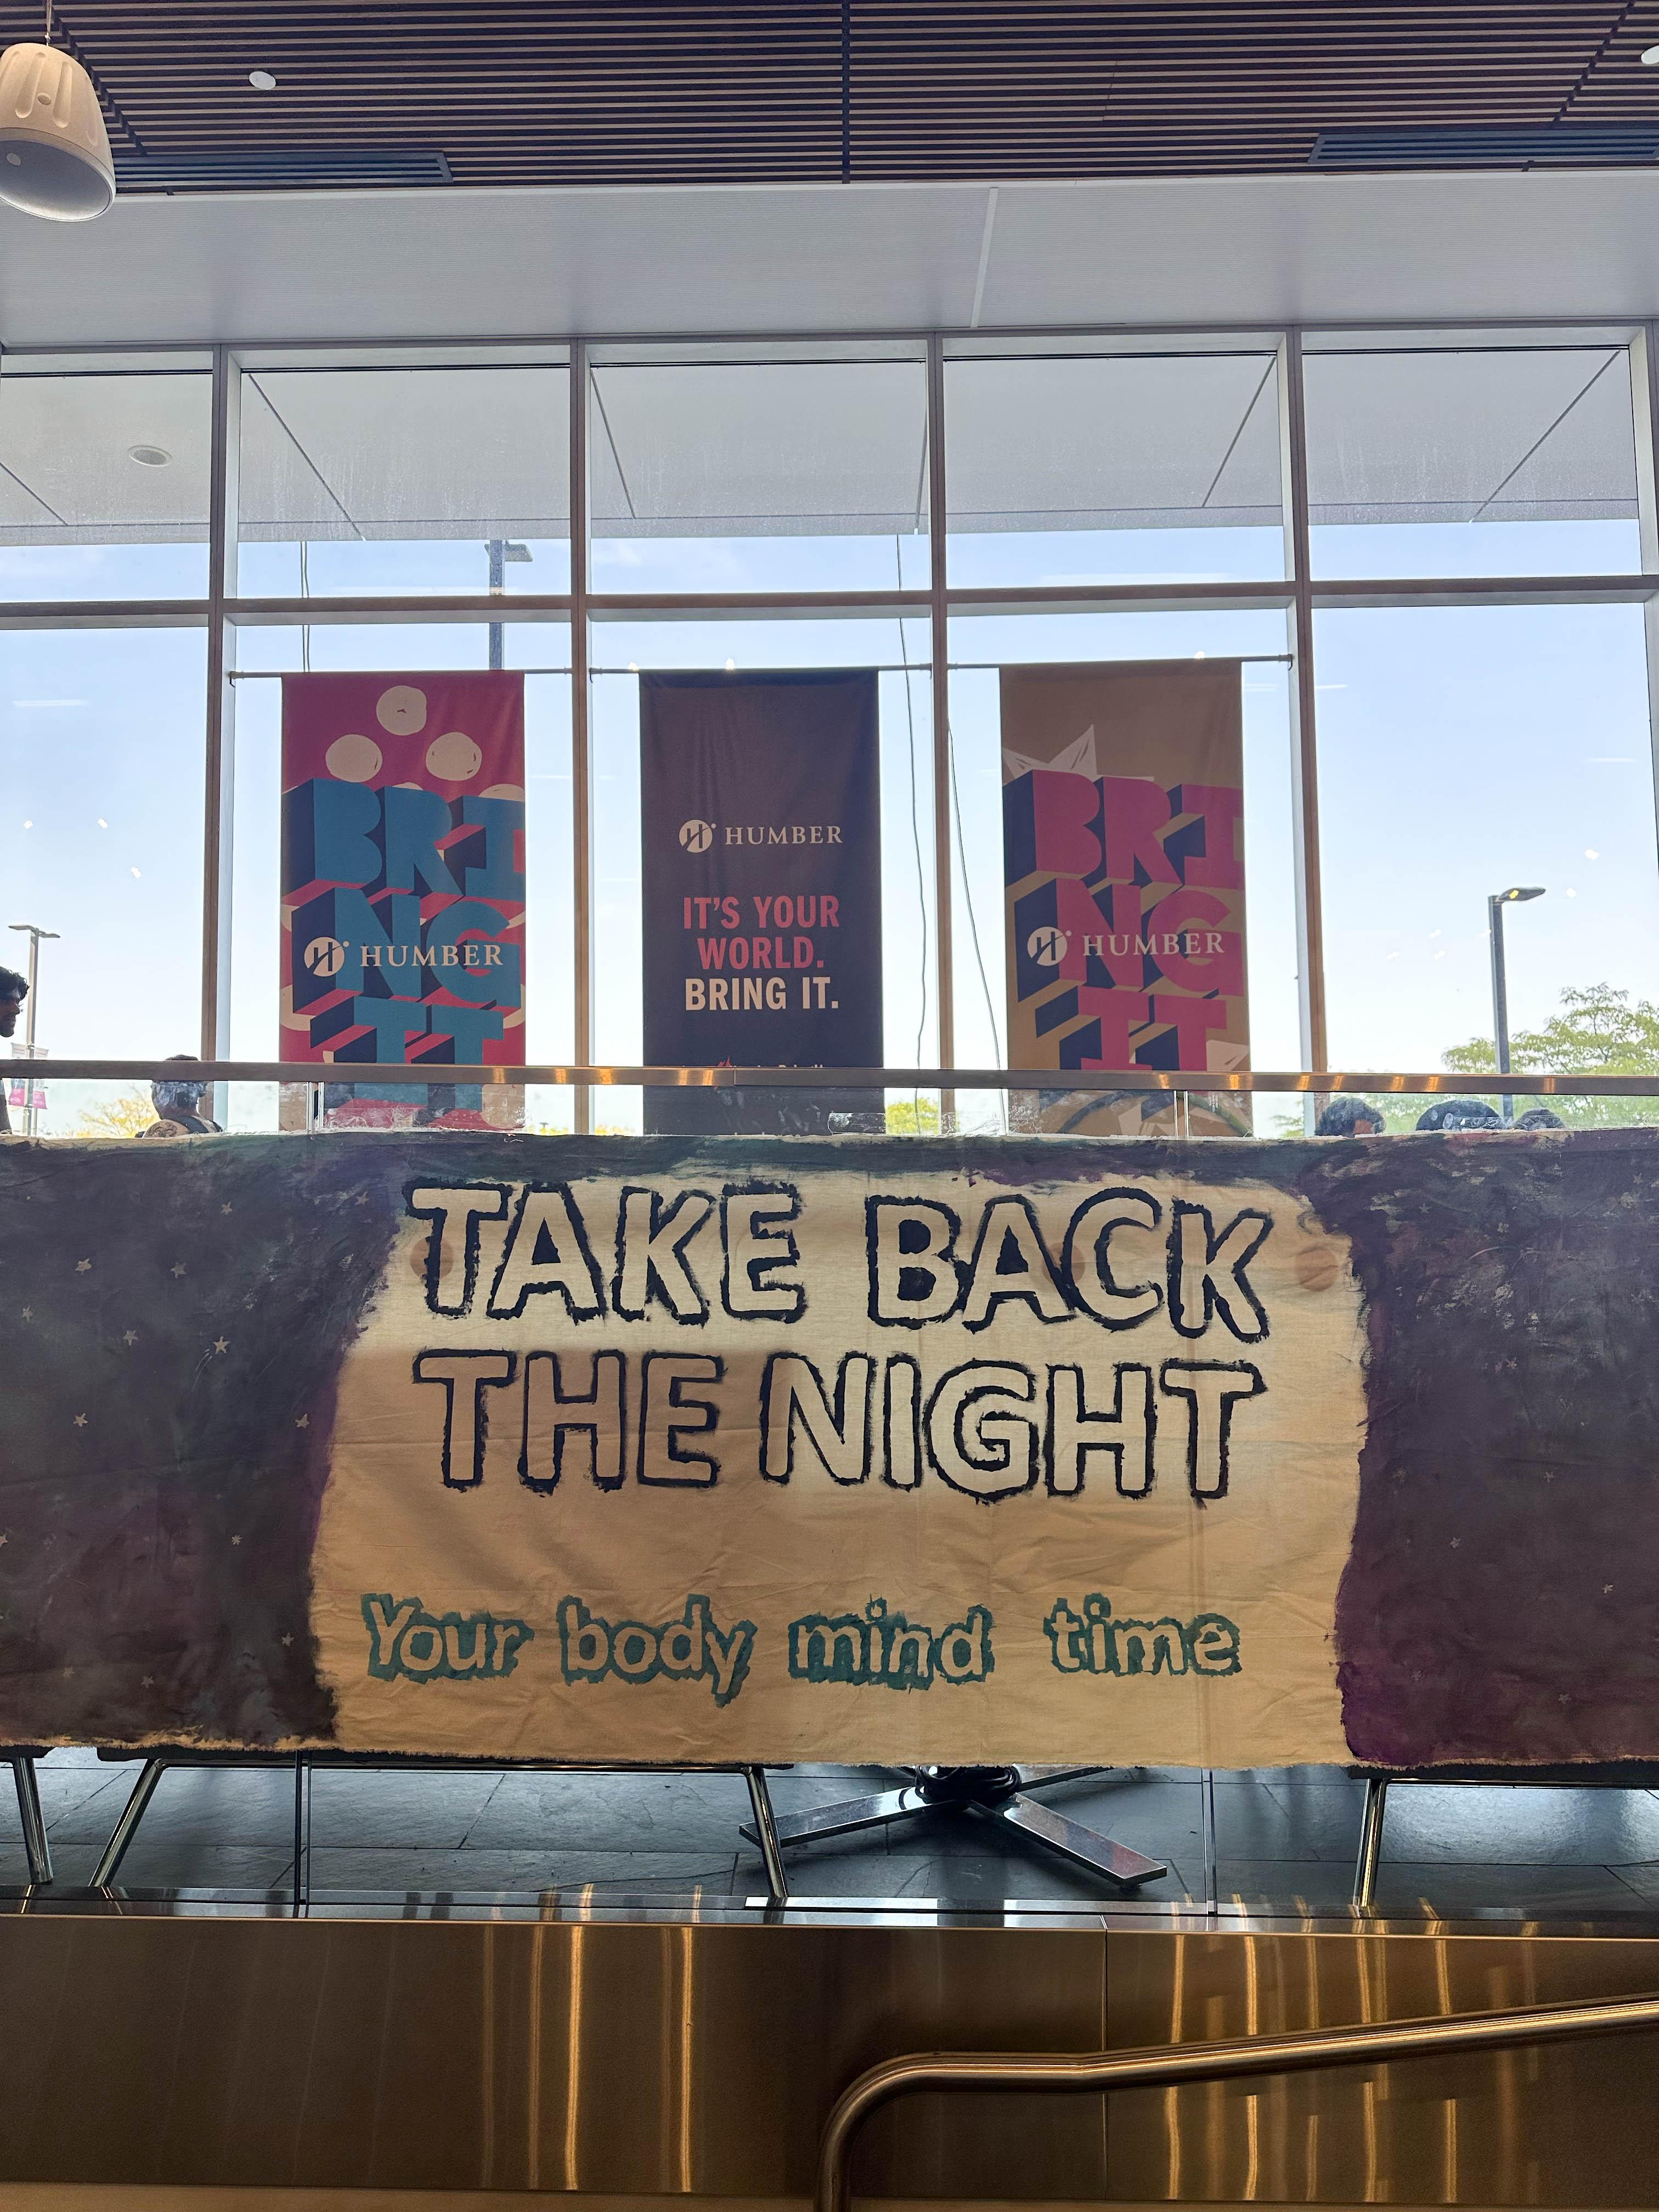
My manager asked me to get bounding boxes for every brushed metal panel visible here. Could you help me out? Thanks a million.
[1107,1929,1659,2204]
[0,1917,1109,2197]
[8,1916,1659,2202]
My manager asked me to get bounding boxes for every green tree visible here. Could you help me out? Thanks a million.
[1441,983,1659,1126]
[885,1096,942,1136]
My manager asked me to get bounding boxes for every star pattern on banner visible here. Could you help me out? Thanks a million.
[0,1139,400,1745]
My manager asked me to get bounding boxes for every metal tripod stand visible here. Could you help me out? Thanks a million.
[742,1763,1169,1890]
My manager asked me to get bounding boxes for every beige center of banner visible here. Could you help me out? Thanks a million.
[311,1158,1367,1767]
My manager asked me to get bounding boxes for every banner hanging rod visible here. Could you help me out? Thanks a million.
[228,654,1296,683]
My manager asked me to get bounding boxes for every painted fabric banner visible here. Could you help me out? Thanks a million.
[6,1126,1659,1771]
[1003,661,1249,1138]
[640,670,883,1135]
[281,673,526,1130]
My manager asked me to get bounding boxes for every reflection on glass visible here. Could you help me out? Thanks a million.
[944,348,1284,587]
[0,365,211,600]
[237,363,571,595]
[1315,604,1659,1097]
[588,351,929,593]
[0,629,207,1137]
[1306,345,1642,579]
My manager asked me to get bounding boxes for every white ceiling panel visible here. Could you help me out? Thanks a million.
[239,363,569,540]
[1,172,1658,355]
[0,369,211,540]
[589,357,927,535]
[944,349,1281,530]
[1303,343,1639,522]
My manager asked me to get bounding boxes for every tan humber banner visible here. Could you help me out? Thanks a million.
[1002,661,1249,1138]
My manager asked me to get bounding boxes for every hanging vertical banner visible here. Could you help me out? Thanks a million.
[640,670,883,1134]
[1002,661,1250,1138]
[281,672,526,1129]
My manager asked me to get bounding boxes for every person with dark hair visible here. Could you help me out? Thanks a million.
[0,965,27,1136]
[138,1055,222,1139]
[1515,1107,1566,1130]
[1414,1097,1503,1133]
[1315,1095,1384,1137]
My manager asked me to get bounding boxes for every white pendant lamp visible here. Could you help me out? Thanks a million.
[0,3,115,223]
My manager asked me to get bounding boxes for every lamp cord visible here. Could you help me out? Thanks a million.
[43,0,52,45]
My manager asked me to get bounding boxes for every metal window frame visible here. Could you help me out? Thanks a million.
[7,315,1659,1081]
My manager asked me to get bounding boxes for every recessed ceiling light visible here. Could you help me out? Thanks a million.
[1644,44,1659,64]
[128,444,171,467]
[249,67,277,90]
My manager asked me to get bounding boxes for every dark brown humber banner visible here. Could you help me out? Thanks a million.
[2,1125,1656,1771]
[640,669,883,1135]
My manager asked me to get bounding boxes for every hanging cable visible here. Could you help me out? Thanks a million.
[947,711,1005,1128]
[895,535,928,1131]
[299,539,311,672]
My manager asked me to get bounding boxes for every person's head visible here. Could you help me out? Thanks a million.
[0,965,26,1041]
[151,1054,208,1119]
[1415,1096,1503,1133]
[1316,1096,1385,1138]
[1515,1107,1566,1131]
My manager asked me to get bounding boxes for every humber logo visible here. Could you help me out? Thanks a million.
[1026,925,1068,967]
[305,935,347,977]
[679,818,715,854]
[303,933,504,974]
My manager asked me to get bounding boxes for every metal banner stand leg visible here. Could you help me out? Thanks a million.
[291,1754,311,1915]
[92,1758,167,1888]
[10,1754,51,1884]
[742,1765,789,1905]
[742,1765,1168,1893]
[1353,1776,1388,1909]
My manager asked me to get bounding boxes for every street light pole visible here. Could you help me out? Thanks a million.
[8,922,60,1138]
[1487,887,1544,1124]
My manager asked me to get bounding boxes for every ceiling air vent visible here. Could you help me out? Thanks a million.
[1310,124,1659,171]
[112,148,453,192]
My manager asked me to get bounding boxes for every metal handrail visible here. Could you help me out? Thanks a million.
[12,1058,1659,1097]
[815,1990,1659,2212]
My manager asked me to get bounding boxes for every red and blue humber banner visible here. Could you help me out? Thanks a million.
[1002,660,1249,1137]
[281,673,526,1128]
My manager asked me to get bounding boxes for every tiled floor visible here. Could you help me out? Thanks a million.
[15,1751,1659,1916]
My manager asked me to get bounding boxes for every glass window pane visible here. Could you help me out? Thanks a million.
[236,359,571,596]
[945,345,1285,588]
[1316,605,1659,1104]
[588,346,930,592]
[947,610,1302,1122]
[1,628,207,1135]
[590,614,935,1127]
[1306,343,1641,579]
[0,360,211,600]
[226,619,572,1131]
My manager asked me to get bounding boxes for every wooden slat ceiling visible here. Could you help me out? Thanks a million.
[4,0,1659,189]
